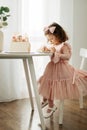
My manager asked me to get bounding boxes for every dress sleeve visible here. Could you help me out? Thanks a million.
[59,43,72,60]
[51,43,72,63]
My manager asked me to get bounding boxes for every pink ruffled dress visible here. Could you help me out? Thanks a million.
[38,43,87,100]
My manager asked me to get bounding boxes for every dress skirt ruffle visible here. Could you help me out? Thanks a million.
[38,60,87,100]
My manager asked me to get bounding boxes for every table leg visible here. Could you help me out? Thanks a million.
[23,58,34,110]
[27,57,46,130]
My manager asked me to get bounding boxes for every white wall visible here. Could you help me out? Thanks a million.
[60,0,73,44]
[59,0,73,64]
[72,0,87,68]
[59,0,87,68]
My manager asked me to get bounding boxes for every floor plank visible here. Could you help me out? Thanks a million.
[0,97,87,130]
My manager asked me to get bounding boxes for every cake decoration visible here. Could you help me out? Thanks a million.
[10,34,31,52]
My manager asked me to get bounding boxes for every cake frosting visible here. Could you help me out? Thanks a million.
[10,34,31,52]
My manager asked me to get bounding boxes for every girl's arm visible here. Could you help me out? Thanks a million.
[39,46,50,52]
[57,44,72,60]
[50,47,60,63]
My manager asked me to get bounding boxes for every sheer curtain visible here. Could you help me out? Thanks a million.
[0,0,29,102]
[0,0,61,102]
[21,0,60,78]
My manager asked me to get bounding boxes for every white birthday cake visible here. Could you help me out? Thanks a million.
[10,34,31,52]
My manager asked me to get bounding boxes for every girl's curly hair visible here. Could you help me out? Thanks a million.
[44,22,69,43]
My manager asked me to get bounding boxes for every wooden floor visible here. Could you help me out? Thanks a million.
[0,97,87,130]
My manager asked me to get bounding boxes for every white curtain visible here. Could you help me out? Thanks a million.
[21,0,60,78]
[0,0,73,102]
[0,0,29,102]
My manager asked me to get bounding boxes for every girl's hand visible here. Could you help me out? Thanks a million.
[40,46,50,52]
[49,47,56,53]
[55,52,61,57]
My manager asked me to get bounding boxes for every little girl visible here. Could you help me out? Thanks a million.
[38,22,87,118]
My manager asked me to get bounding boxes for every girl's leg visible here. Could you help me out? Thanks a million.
[41,97,48,108]
[48,99,54,107]
[43,91,57,118]
[47,99,54,113]
[43,97,47,102]
[48,90,54,108]
[43,98,57,118]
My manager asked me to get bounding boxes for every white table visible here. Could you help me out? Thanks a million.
[0,52,52,130]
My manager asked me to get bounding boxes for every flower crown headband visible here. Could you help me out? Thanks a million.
[43,26,56,34]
